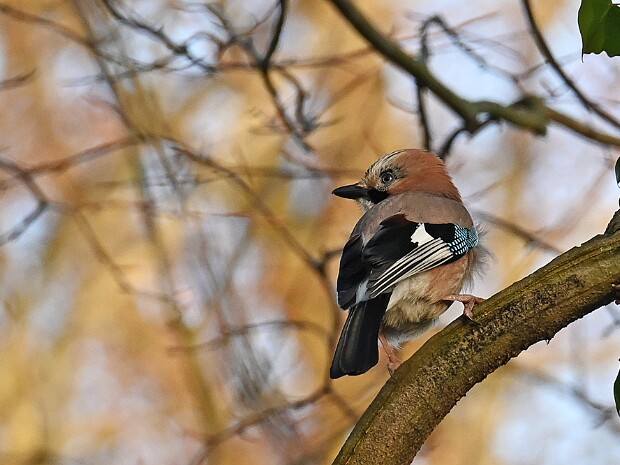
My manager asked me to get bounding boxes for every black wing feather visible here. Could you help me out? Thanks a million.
[336,234,367,309]
[329,294,390,378]
[362,214,420,265]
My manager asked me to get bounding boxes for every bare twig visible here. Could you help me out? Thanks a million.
[169,319,331,352]
[517,365,620,432]
[521,0,620,130]
[475,211,563,254]
[99,0,218,72]
[0,70,35,90]
[0,157,49,245]
[327,0,620,147]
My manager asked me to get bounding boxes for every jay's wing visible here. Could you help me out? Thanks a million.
[336,214,478,308]
[363,214,478,299]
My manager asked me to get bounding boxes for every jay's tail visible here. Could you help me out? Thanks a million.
[329,294,390,378]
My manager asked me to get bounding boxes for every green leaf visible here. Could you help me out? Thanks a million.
[615,361,620,416]
[578,0,620,57]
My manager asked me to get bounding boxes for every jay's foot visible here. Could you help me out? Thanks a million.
[444,294,485,321]
[379,331,401,374]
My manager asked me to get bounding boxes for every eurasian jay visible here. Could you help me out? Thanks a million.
[330,149,483,379]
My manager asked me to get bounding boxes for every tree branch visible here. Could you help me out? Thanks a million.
[333,215,620,465]
[328,0,479,129]
[521,0,620,130]
[327,0,620,146]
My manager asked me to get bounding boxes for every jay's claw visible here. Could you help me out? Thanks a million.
[444,293,485,321]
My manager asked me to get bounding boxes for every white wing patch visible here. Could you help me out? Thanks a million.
[410,223,435,245]
[368,223,476,298]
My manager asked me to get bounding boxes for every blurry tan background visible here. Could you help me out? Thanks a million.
[0,1,619,464]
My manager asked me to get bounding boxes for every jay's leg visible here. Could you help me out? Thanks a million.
[444,294,485,320]
[379,331,401,374]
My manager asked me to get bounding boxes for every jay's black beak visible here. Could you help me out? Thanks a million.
[332,183,369,200]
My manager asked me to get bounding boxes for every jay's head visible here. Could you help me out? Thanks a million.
[333,149,461,209]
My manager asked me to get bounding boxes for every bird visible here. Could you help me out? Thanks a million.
[329,149,483,379]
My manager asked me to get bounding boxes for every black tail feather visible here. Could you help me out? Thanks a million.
[329,294,390,378]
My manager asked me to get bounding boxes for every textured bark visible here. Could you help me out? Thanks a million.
[333,214,620,465]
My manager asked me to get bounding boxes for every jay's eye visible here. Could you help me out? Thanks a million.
[380,172,395,184]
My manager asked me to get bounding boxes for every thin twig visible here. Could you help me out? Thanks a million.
[0,157,49,245]
[521,0,620,130]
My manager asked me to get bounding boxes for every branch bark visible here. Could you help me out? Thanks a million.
[333,214,620,465]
